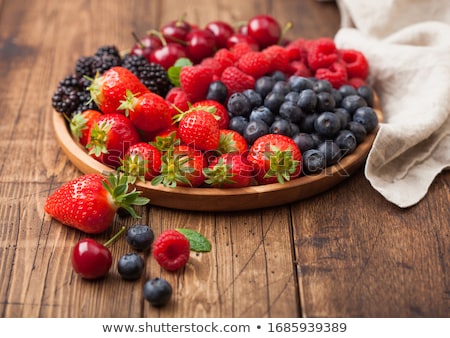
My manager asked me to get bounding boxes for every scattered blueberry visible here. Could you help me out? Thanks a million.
[117,253,144,280]
[143,277,173,307]
[126,224,154,251]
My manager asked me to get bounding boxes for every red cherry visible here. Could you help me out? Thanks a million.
[71,238,112,279]
[246,14,281,49]
[160,19,192,43]
[226,33,259,50]
[186,29,216,64]
[205,20,235,49]
[130,33,163,62]
[150,43,188,69]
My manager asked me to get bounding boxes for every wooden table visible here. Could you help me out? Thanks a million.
[1,0,449,318]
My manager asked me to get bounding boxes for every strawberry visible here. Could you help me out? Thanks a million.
[86,113,141,169]
[44,173,149,234]
[247,134,302,185]
[118,90,172,132]
[152,144,207,187]
[191,99,229,129]
[179,65,213,103]
[68,109,102,147]
[217,129,249,155]
[174,108,220,151]
[119,142,162,182]
[203,153,253,188]
[87,66,150,115]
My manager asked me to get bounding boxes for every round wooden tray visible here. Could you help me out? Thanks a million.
[52,102,382,212]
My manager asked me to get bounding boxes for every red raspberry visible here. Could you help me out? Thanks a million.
[200,57,223,77]
[213,48,237,73]
[220,66,255,96]
[231,42,255,59]
[262,45,293,75]
[285,38,308,62]
[338,49,369,79]
[152,230,190,271]
[315,62,348,89]
[347,77,367,89]
[237,51,270,78]
[306,37,338,71]
[290,60,313,77]
[179,65,214,103]
[165,87,189,113]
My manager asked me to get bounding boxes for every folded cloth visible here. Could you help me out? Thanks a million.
[334,0,450,208]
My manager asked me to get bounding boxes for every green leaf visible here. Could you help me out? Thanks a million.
[176,228,211,252]
[167,57,192,87]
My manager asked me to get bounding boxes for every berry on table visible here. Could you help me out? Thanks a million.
[143,277,173,307]
[152,229,190,271]
[126,224,155,251]
[117,253,145,280]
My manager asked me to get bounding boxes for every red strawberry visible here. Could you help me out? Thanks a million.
[152,229,190,271]
[217,129,249,155]
[152,144,207,187]
[179,65,213,103]
[236,51,270,79]
[175,108,220,151]
[119,142,162,182]
[220,66,256,96]
[68,109,102,147]
[86,113,141,169]
[191,99,229,129]
[203,153,253,188]
[247,134,302,185]
[87,66,150,115]
[118,91,172,132]
[44,173,149,234]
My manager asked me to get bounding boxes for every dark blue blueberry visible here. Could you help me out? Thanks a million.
[334,108,351,128]
[288,76,314,92]
[206,80,228,103]
[289,122,300,136]
[272,80,291,95]
[314,111,341,138]
[254,76,275,98]
[228,116,249,135]
[317,140,342,165]
[243,119,270,144]
[117,253,144,280]
[284,91,300,103]
[334,130,357,155]
[297,89,317,114]
[264,91,285,114]
[298,113,318,133]
[271,70,286,81]
[292,132,315,153]
[302,149,326,174]
[227,92,252,117]
[338,84,357,98]
[313,79,333,93]
[341,94,367,114]
[249,106,275,125]
[331,89,342,107]
[126,224,154,251]
[353,106,378,132]
[242,89,262,108]
[310,133,324,148]
[279,100,304,123]
[357,85,375,107]
[143,277,173,307]
[346,121,367,144]
[316,91,336,112]
[270,118,292,136]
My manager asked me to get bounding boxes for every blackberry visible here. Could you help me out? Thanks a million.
[95,45,122,60]
[75,56,97,78]
[122,54,171,97]
[51,74,82,115]
[74,45,122,79]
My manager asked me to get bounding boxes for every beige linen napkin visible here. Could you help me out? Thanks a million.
[335,0,450,208]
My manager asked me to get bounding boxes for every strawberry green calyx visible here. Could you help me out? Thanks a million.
[264,146,299,184]
[117,89,138,117]
[102,172,150,218]
[68,113,88,142]
[151,147,193,188]
[86,73,104,107]
[86,120,112,157]
[119,154,149,183]
[203,157,235,188]
[150,131,180,153]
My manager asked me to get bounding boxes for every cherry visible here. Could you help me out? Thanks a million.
[226,33,259,50]
[160,18,192,43]
[150,42,188,70]
[246,14,281,49]
[186,28,216,64]
[205,20,235,49]
[130,32,163,62]
[71,226,125,279]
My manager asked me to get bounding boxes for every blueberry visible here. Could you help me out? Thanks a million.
[316,91,336,112]
[334,130,357,155]
[242,89,262,108]
[298,113,318,133]
[334,108,351,128]
[310,133,324,148]
[279,100,304,123]
[126,224,154,251]
[331,89,342,107]
[117,253,144,280]
[302,149,326,174]
[143,277,173,307]
[317,140,342,165]
[254,76,275,98]
[227,92,252,117]
[346,121,367,144]
[271,70,286,81]
[314,111,341,138]
[249,106,275,125]
[264,91,285,114]
[289,122,300,136]
[288,76,314,92]
[206,80,228,103]
[272,80,290,95]
[228,116,249,135]
[341,94,367,114]
[353,106,378,132]
[270,118,292,136]
[338,84,357,98]
[297,89,317,114]
[313,79,333,93]
[357,85,375,107]
[292,132,315,153]
[243,119,269,144]
[284,91,300,103]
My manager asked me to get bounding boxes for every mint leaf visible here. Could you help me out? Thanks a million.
[176,228,211,252]
[167,57,193,87]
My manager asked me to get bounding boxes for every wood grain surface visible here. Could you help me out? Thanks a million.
[0,0,449,318]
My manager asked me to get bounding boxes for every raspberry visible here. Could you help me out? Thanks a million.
[306,37,338,71]
[237,51,270,78]
[338,49,369,79]
[213,48,237,73]
[231,42,255,59]
[165,87,189,112]
[152,230,190,271]
[290,60,313,77]
[315,62,348,89]
[285,38,308,62]
[179,65,214,103]
[220,66,256,96]
[200,57,223,77]
[262,45,293,75]
[347,77,367,89]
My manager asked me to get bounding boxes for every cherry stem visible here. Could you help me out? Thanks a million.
[278,21,293,45]
[131,32,145,48]
[147,29,168,47]
[103,226,126,247]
